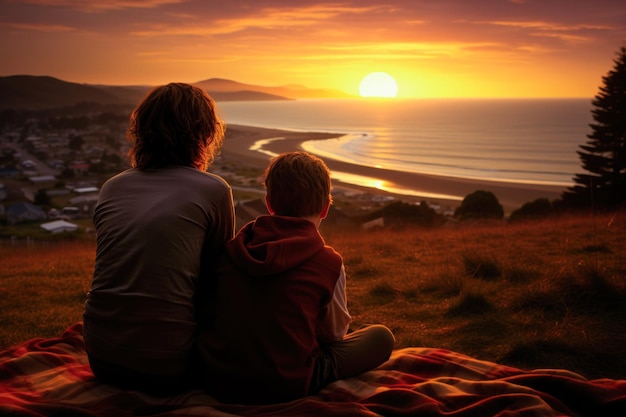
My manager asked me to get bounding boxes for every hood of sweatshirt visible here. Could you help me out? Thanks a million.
[224,215,326,279]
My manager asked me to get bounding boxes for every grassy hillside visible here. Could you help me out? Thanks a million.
[0,212,624,379]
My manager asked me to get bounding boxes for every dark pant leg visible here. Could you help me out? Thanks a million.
[331,324,395,379]
[310,324,395,394]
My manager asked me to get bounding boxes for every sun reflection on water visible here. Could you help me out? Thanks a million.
[249,137,463,201]
[330,170,463,201]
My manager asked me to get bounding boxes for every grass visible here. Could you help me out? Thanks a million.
[1,211,625,380]
[0,241,93,347]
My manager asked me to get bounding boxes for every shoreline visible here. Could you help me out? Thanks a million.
[220,124,566,213]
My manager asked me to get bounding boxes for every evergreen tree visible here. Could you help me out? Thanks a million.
[561,46,626,209]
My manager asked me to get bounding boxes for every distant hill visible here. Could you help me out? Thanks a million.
[0,75,149,111]
[209,90,290,101]
[0,75,352,111]
[193,78,353,99]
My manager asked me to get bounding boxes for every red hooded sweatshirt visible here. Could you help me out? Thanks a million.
[197,215,343,404]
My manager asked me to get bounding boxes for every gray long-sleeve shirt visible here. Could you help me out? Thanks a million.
[83,166,234,376]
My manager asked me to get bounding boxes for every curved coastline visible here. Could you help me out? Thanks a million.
[220,124,566,212]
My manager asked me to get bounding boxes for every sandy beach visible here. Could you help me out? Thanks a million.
[220,124,567,213]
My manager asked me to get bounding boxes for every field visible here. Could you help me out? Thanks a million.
[1,211,624,380]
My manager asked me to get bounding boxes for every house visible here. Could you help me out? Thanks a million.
[71,161,90,175]
[22,160,37,169]
[0,166,20,177]
[40,220,78,234]
[60,206,80,219]
[6,201,47,224]
[46,189,71,197]
[74,186,99,194]
[29,175,57,187]
[48,160,66,170]
[68,195,98,214]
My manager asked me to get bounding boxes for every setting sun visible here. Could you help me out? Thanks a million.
[359,72,398,98]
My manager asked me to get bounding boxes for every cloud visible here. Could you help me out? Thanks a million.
[484,20,614,32]
[473,19,617,44]
[324,41,494,56]
[312,39,543,66]
[1,21,76,32]
[4,0,185,12]
[130,3,394,37]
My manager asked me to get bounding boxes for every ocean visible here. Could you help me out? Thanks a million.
[218,98,593,190]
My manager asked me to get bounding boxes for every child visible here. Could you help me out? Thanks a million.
[197,151,394,404]
[83,83,235,395]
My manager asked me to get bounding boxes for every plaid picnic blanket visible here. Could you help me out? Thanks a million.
[1,323,624,417]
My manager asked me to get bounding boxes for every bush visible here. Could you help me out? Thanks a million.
[454,190,504,220]
[382,200,444,227]
[509,198,553,222]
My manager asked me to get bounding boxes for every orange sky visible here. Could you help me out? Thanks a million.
[1,0,625,98]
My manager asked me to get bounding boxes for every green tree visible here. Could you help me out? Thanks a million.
[454,190,503,221]
[561,46,626,209]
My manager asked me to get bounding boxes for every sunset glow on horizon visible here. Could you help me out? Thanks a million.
[0,1,625,98]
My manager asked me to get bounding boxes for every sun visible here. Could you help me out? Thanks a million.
[359,72,398,98]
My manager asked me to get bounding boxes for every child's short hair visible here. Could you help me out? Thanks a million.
[127,83,224,171]
[264,151,332,217]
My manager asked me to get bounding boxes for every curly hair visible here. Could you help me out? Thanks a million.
[264,151,332,217]
[127,83,225,171]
